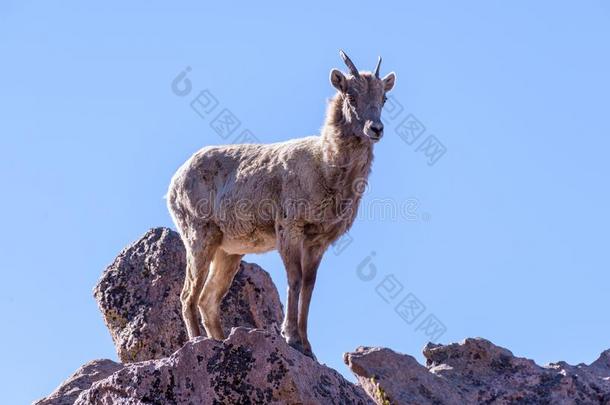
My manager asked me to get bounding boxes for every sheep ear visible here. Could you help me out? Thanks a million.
[382,72,396,92]
[330,69,348,92]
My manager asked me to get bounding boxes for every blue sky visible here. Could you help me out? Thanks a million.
[2,1,610,403]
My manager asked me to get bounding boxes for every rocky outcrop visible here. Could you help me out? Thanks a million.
[36,227,610,405]
[345,338,610,405]
[345,347,460,404]
[74,327,373,404]
[34,359,123,405]
[93,227,284,363]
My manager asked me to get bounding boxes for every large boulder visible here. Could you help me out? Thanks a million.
[93,227,284,363]
[34,359,123,405]
[345,338,610,405]
[74,328,374,404]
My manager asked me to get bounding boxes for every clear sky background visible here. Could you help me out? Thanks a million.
[1,1,609,403]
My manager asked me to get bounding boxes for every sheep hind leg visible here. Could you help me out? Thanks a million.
[181,243,217,339]
[198,249,243,340]
[180,274,200,338]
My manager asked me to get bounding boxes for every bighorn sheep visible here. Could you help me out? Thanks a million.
[167,50,396,358]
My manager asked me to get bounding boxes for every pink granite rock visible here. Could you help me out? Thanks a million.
[41,227,610,404]
[344,347,462,404]
[345,338,610,405]
[34,359,123,405]
[74,328,374,404]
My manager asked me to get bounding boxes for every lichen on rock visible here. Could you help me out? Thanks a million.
[73,328,373,404]
[35,227,610,405]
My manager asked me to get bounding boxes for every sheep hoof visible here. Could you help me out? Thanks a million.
[287,340,317,361]
[302,348,317,361]
[287,339,305,352]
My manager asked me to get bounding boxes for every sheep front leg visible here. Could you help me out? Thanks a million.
[283,263,302,348]
[298,244,325,360]
[278,230,303,351]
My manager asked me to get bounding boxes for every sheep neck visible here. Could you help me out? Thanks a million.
[320,94,374,199]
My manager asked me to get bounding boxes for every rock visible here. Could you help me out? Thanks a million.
[344,347,463,404]
[345,338,610,405]
[93,227,284,363]
[42,227,610,404]
[74,327,374,405]
[34,359,123,405]
[589,349,610,377]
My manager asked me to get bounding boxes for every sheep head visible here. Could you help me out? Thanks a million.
[329,50,396,143]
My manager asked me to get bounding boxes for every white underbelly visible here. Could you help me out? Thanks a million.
[220,233,276,255]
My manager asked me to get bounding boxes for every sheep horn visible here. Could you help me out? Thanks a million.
[374,56,382,78]
[339,50,360,78]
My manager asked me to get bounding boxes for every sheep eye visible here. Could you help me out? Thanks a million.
[347,94,356,105]
[382,95,388,105]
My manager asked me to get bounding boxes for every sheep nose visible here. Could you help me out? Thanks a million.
[370,122,384,137]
